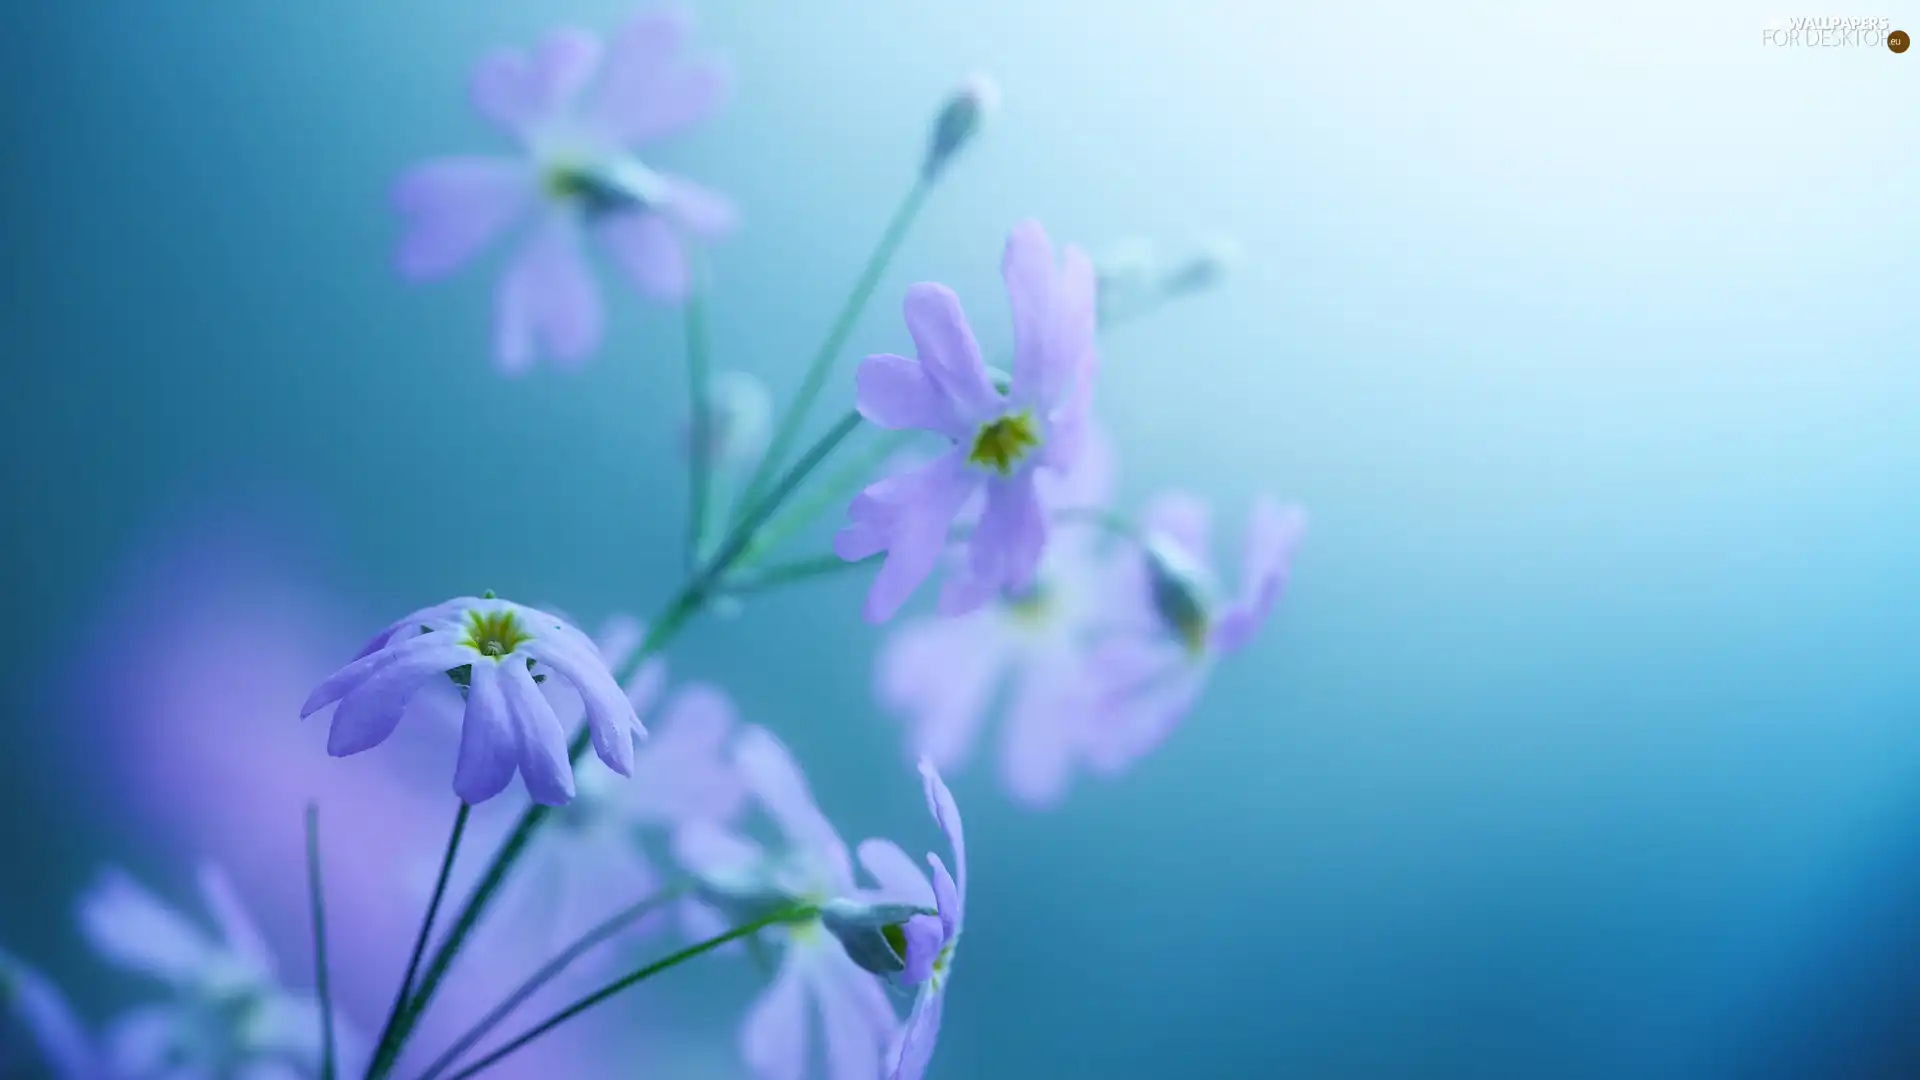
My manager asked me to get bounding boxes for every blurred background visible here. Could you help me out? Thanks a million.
[2,0,1917,1077]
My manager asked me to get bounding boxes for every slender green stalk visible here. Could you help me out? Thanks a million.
[724,552,877,598]
[414,883,691,1080]
[305,804,338,1080]
[733,177,932,525]
[367,803,471,1080]
[439,905,818,1080]
[683,260,715,571]
[742,429,912,566]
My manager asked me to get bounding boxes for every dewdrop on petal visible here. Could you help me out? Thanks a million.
[922,74,1000,180]
[1160,235,1242,298]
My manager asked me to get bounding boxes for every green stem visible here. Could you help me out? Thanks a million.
[723,553,877,598]
[414,883,691,1080]
[742,429,913,566]
[733,177,932,526]
[683,261,715,571]
[304,804,337,1080]
[367,803,470,1080]
[438,904,818,1080]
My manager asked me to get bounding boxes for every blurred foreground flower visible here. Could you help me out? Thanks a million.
[837,220,1098,623]
[58,865,362,1080]
[303,596,642,806]
[393,6,738,371]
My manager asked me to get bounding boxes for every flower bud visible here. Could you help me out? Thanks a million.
[682,370,773,469]
[1160,236,1242,298]
[820,898,938,977]
[922,74,999,181]
[1142,534,1217,655]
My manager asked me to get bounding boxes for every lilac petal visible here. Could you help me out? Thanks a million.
[524,635,640,776]
[328,635,471,758]
[855,839,935,908]
[391,158,535,281]
[597,211,689,302]
[940,474,1046,617]
[734,727,849,879]
[1084,643,1206,774]
[888,985,946,1080]
[1142,491,1213,566]
[847,453,979,624]
[999,652,1087,810]
[594,614,646,676]
[1036,417,1116,513]
[896,913,945,986]
[501,661,577,805]
[495,213,604,373]
[0,951,98,1080]
[632,683,744,823]
[855,354,966,438]
[452,661,517,803]
[195,865,274,979]
[876,611,1007,771]
[103,1004,184,1078]
[470,26,602,137]
[1214,498,1306,654]
[902,284,1000,422]
[742,955,810,1080]
[302,648,398,719]
[591,8,731,144]
[673,820,765,884]
[660,174,740,237]
[919,760,966,915]
[926,851,961,941]
[1002,219,1064,406]
[811,951,887,1080]
[350,598,476,661]
[78,870,213,983]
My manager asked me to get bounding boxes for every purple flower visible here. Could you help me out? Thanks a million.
[76,865,363,1080]
[0,951,98,1080]
[858,760,966,1080]
[836,220,1099,624]
[302,596,642,806]
[874,426,1118,808]
[675,727,902,1080]
[393,6,738,372]
[1083,493,1305,775]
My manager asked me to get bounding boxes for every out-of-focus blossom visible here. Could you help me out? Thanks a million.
[921,75,998,181]
[1082,493,1305,775]
[684,370,774,469]
[0,950,98,1080]
[836,220,1099,624]
[496,615,751,949]
[874,426,1118,808]
[76,865,360,1080]
[302,595,643,806]
[675,728,907,1080]
[393,6,738,372]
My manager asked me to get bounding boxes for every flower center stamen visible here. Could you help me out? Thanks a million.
[462,608,532,660]
[968,411,1040,475]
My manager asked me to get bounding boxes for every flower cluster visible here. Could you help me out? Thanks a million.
[8,6,1304,1080]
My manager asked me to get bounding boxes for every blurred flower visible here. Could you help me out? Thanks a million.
[683,370,774,469]
[76,865,360,1080]
[392,6,738,372]
[880,761,967,1080]
[303,595,643,806]
[921,74,998,181]
[836,220,1099,623]
[675,728,904,1080]
[0,950,98,1080]
[1083,493,1305,775]
[874,426,1118,808]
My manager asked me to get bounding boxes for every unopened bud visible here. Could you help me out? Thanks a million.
[683,370,773,469]
[1143,534,1216,656]
[922,74,999,181]
[821,898,937,977]
[1160,236,1242,298]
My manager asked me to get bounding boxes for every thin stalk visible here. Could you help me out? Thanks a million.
[723,553,877,598]
[366,803,471,1079]
[683,260,715,571]
[414,883,691,1080]
[304,804,337,1080]
[733,177,932,524]
[439,905,818,1080]
[741,429,912,566]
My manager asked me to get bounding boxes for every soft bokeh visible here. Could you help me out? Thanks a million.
[2,1,1917,1079]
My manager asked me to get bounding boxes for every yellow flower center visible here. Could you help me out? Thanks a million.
[1003,585,1051,626]
[967,411,1040,475]
[460,607,532,660]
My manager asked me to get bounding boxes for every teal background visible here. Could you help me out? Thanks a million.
[2,1,1917,1077]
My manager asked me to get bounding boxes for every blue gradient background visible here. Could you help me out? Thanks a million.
[3,1,1917,1077]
